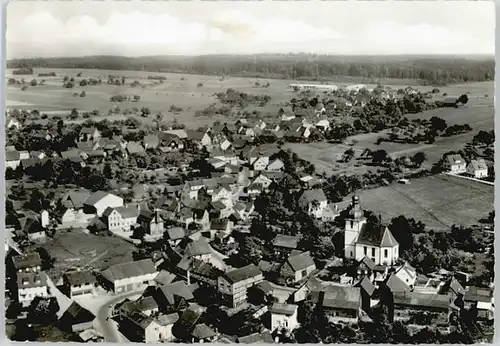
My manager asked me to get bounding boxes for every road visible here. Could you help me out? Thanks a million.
[95,290,145,343]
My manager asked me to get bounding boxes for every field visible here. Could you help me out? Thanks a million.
[353,174,494,231]
[286,81,494,174]
[6,67,467,129]
[36,230,136,275]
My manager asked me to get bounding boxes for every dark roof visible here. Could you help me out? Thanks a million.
[300,189,327,203]
[80,127,98,134]
[465,286,493,303]
[356,224,398,247]
[83,191,111,206]
[224,264,262,284]
[159,281,195,305]
[385,273,411,293]
[269,303,298,316]
[185,238,212,256]
[102,259,156,282]
[60,301,95,326]
[272,234,299,249]
[358,256,376,271]
[166,227,186,240]
[322,285,361,311]
[238,331,274,344]
[443,97,458,104]
[287,252,315,272]
[192,323,217,339]
[124,296,159,313]
[64,270,96,286]
[394,292,450,309]
[156,313,180,326]
[12,252,42,270]
[358,277,376,296]
[191,258,223,279]
[6,151,20,161]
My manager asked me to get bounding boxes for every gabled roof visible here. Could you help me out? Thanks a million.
[322,285,361,310]
[357,224,398,248]
[166,227,186,240]
[286,252,315,272]
[238,330,274,344]
[102,259,156,282]
[223,264,262,284]
[446,154,465,166]
[12,252,42,270]
[269,303,298,316]
[358,277,376,296]
[64,270,96,286]
[126,141,145,154]
[385,273,411,293]
[80,127,98,135]
[163,129,188,139]
[156,313,180,326]
[6,151,20,161]
[185,238,212,256]
[83,191,112,206]
[60,301,95,326]
[159,281,195,305]
[300,189,327,203]
[272,234,299,249]
[144,134,159,147]
[468,159,488,170]
[192,323,217,340]
[64,190,91,209]
[393,292,449,309]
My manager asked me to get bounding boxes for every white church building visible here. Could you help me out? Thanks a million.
[344,195,399,266]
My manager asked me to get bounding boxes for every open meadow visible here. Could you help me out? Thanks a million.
[353,174,494,231]
[286,81,494,174]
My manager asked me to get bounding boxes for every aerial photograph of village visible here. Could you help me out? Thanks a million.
[4,1,495,344]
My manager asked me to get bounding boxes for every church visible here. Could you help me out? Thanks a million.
[344,195,399,266]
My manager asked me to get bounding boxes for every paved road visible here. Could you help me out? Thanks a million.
[96,291,144,343]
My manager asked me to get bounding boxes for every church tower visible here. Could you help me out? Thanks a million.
[344,195,367,259]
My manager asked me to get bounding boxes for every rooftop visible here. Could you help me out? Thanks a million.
[269,303,298,316]
[101,259,156,282]
[224,264,262,284]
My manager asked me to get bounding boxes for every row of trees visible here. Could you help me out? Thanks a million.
[9,56,494,84]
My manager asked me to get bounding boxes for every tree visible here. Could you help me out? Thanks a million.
[29,79,38,86]
[80,91,86,97]
[430,116,448,132]
[412,152,427,167]
[341,148,355,163]
[371,149,389,166]
[239,236,264,266]
[69,108,79,120]
[27,297,59,325]
[103,164,113,179]
[458,94,469,105]
[79,79,87,86]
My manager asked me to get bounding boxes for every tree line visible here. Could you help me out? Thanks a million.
[8,55,494,85]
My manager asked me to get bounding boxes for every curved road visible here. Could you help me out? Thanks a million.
[96,291,144,342]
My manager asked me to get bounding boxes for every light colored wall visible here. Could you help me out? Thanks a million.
[19,286,49,307]
[113,272,157,293]
[94,195,124,216]
[271,310,298,332]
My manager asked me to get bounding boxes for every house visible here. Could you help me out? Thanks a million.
[17,271,49,307]
[211,184,232,202]
[153,281,196,311]
[355,256,389,284]
[159,134,185,152]
[443,154,466,174]
[6,150,21,170]
[120,310,178,343]
[83,191,124,217]
[218,264,264,307]
[79,127,101,142]
[210,219,233,237]
[6,117,21,129]
[318,285,361,324]
[191,323,218,343]
[186,258,223,287]
[272,235,299,256]
[103,206,140,233]
[267,159,285,171]
[464,286,494,321]
[466,159,488,178]
[269,303,299,332]
[392,292,450,323]
[237,330,275,343]
[298,189,328,219]
[143,134,160,150]
[137,210,165,238]
[394,262,417,288]
[126,141,146,156]
[279,252,316,285]
[63,270,96,299]
[18,216,46,242]
[120,296,160,317]
[101,259,158,294]
[443,97,458,107]
[12,252,42,274]
[165,227,187,247]
[344,196,399,266]
[59,301,96,332]
[188,130,212,147]
[357,277,377,312]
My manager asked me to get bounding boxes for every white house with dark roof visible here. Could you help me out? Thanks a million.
[101,259,158,294]
[318,285,362,324]
[103,206,140,233]
[298,189,328,219]
[63,270,97,298]
[394,262,417,288]
[83,191,124,217]
[17,271,49,307]
[344,196,399,266]
[79,127,101,142]
[443,154,466,174]
[218,264,264,307]
[269,303,299,332]
[466,159,488,178]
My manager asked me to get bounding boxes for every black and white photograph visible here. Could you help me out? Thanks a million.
[4,0,495,343]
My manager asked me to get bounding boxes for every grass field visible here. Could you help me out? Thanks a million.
[9,67,485,129]
[38,230,136,274]
[286,81,494,174]
[354,174,494,231]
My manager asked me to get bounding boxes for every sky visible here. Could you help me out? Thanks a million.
[6,1,496,59]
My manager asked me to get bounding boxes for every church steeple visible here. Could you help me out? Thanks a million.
[349,195,364,220]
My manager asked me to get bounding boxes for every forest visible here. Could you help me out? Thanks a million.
[7,54,494,85]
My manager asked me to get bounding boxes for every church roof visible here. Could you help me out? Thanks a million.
[357,223,398,248]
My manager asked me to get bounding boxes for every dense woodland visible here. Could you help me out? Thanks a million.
[8,55,494,85]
